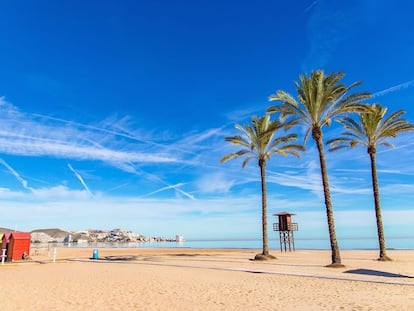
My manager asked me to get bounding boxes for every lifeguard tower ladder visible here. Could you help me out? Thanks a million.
[273,212,298,252]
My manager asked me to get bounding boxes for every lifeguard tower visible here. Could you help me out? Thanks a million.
[273,212,298,252]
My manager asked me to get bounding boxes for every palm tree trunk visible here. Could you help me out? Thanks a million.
[313,129,343,266]
[368,149,391,261]
[259,159,269,256]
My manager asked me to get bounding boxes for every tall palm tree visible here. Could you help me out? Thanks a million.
[221,114,304,260]
[327,104,414,261]
[267,70,371,267]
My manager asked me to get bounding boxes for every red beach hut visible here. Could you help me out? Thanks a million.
[7,232,31,261]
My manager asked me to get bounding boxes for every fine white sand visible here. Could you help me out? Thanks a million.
[0,248,413,310]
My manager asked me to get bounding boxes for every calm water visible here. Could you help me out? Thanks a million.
[38,237,414,250]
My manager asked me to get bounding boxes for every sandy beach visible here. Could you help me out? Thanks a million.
[0,248,413,310]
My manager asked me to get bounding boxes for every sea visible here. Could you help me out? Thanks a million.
[39,236,414,250]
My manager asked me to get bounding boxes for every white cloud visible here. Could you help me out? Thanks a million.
[0,187,263,236]
[30,185,97,200]
[195,173,236,193]
[0,182,412,241]
[223,104,265,123]
[0,99,187,173]
[0,187,27,199]
[179,127,224,146]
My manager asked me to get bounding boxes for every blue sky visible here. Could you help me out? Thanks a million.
[0,1,413,245]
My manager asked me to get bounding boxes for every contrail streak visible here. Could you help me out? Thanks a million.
[372,80,414,98]
[142,183,185,197]
[132,166,196,200]
[30,112,198,156]
[142,182,195,200]
[32,113,164,146]
[174,187,196,200]
[0,158,33,191]
[67,163,94,198]
[304,0,319,13]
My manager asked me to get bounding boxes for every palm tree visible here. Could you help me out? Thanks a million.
[267,70,371,267]
[327,104,414,261]
[221,114,304,260]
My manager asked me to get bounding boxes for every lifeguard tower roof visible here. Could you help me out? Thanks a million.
[273,212,296,216]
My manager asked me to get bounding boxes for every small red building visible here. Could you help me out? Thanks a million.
[7,232,31,261]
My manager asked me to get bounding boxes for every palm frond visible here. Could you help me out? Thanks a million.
[270,71,371,135]
[268,133,298,149]
[345,80,363,90]
[220,149,250,163]
[378,142,394,148]
[328,103,414,154]
[242,156,255,168]
[221,114,303,170]
[326,137,349,151]
[272,144,305,157]
[268,91,312,126]
[327,146,346,152]
[225,134,249,145]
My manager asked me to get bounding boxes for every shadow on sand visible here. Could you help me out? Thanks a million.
[344,269,413,279]
[167,253,203,257]
[100,255,138,261]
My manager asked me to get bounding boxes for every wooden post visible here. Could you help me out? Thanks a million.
[1,249,6,264]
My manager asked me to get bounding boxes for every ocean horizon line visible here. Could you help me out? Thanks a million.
[31,236,414,251]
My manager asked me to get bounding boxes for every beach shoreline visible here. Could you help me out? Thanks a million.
[1,248,413,310]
